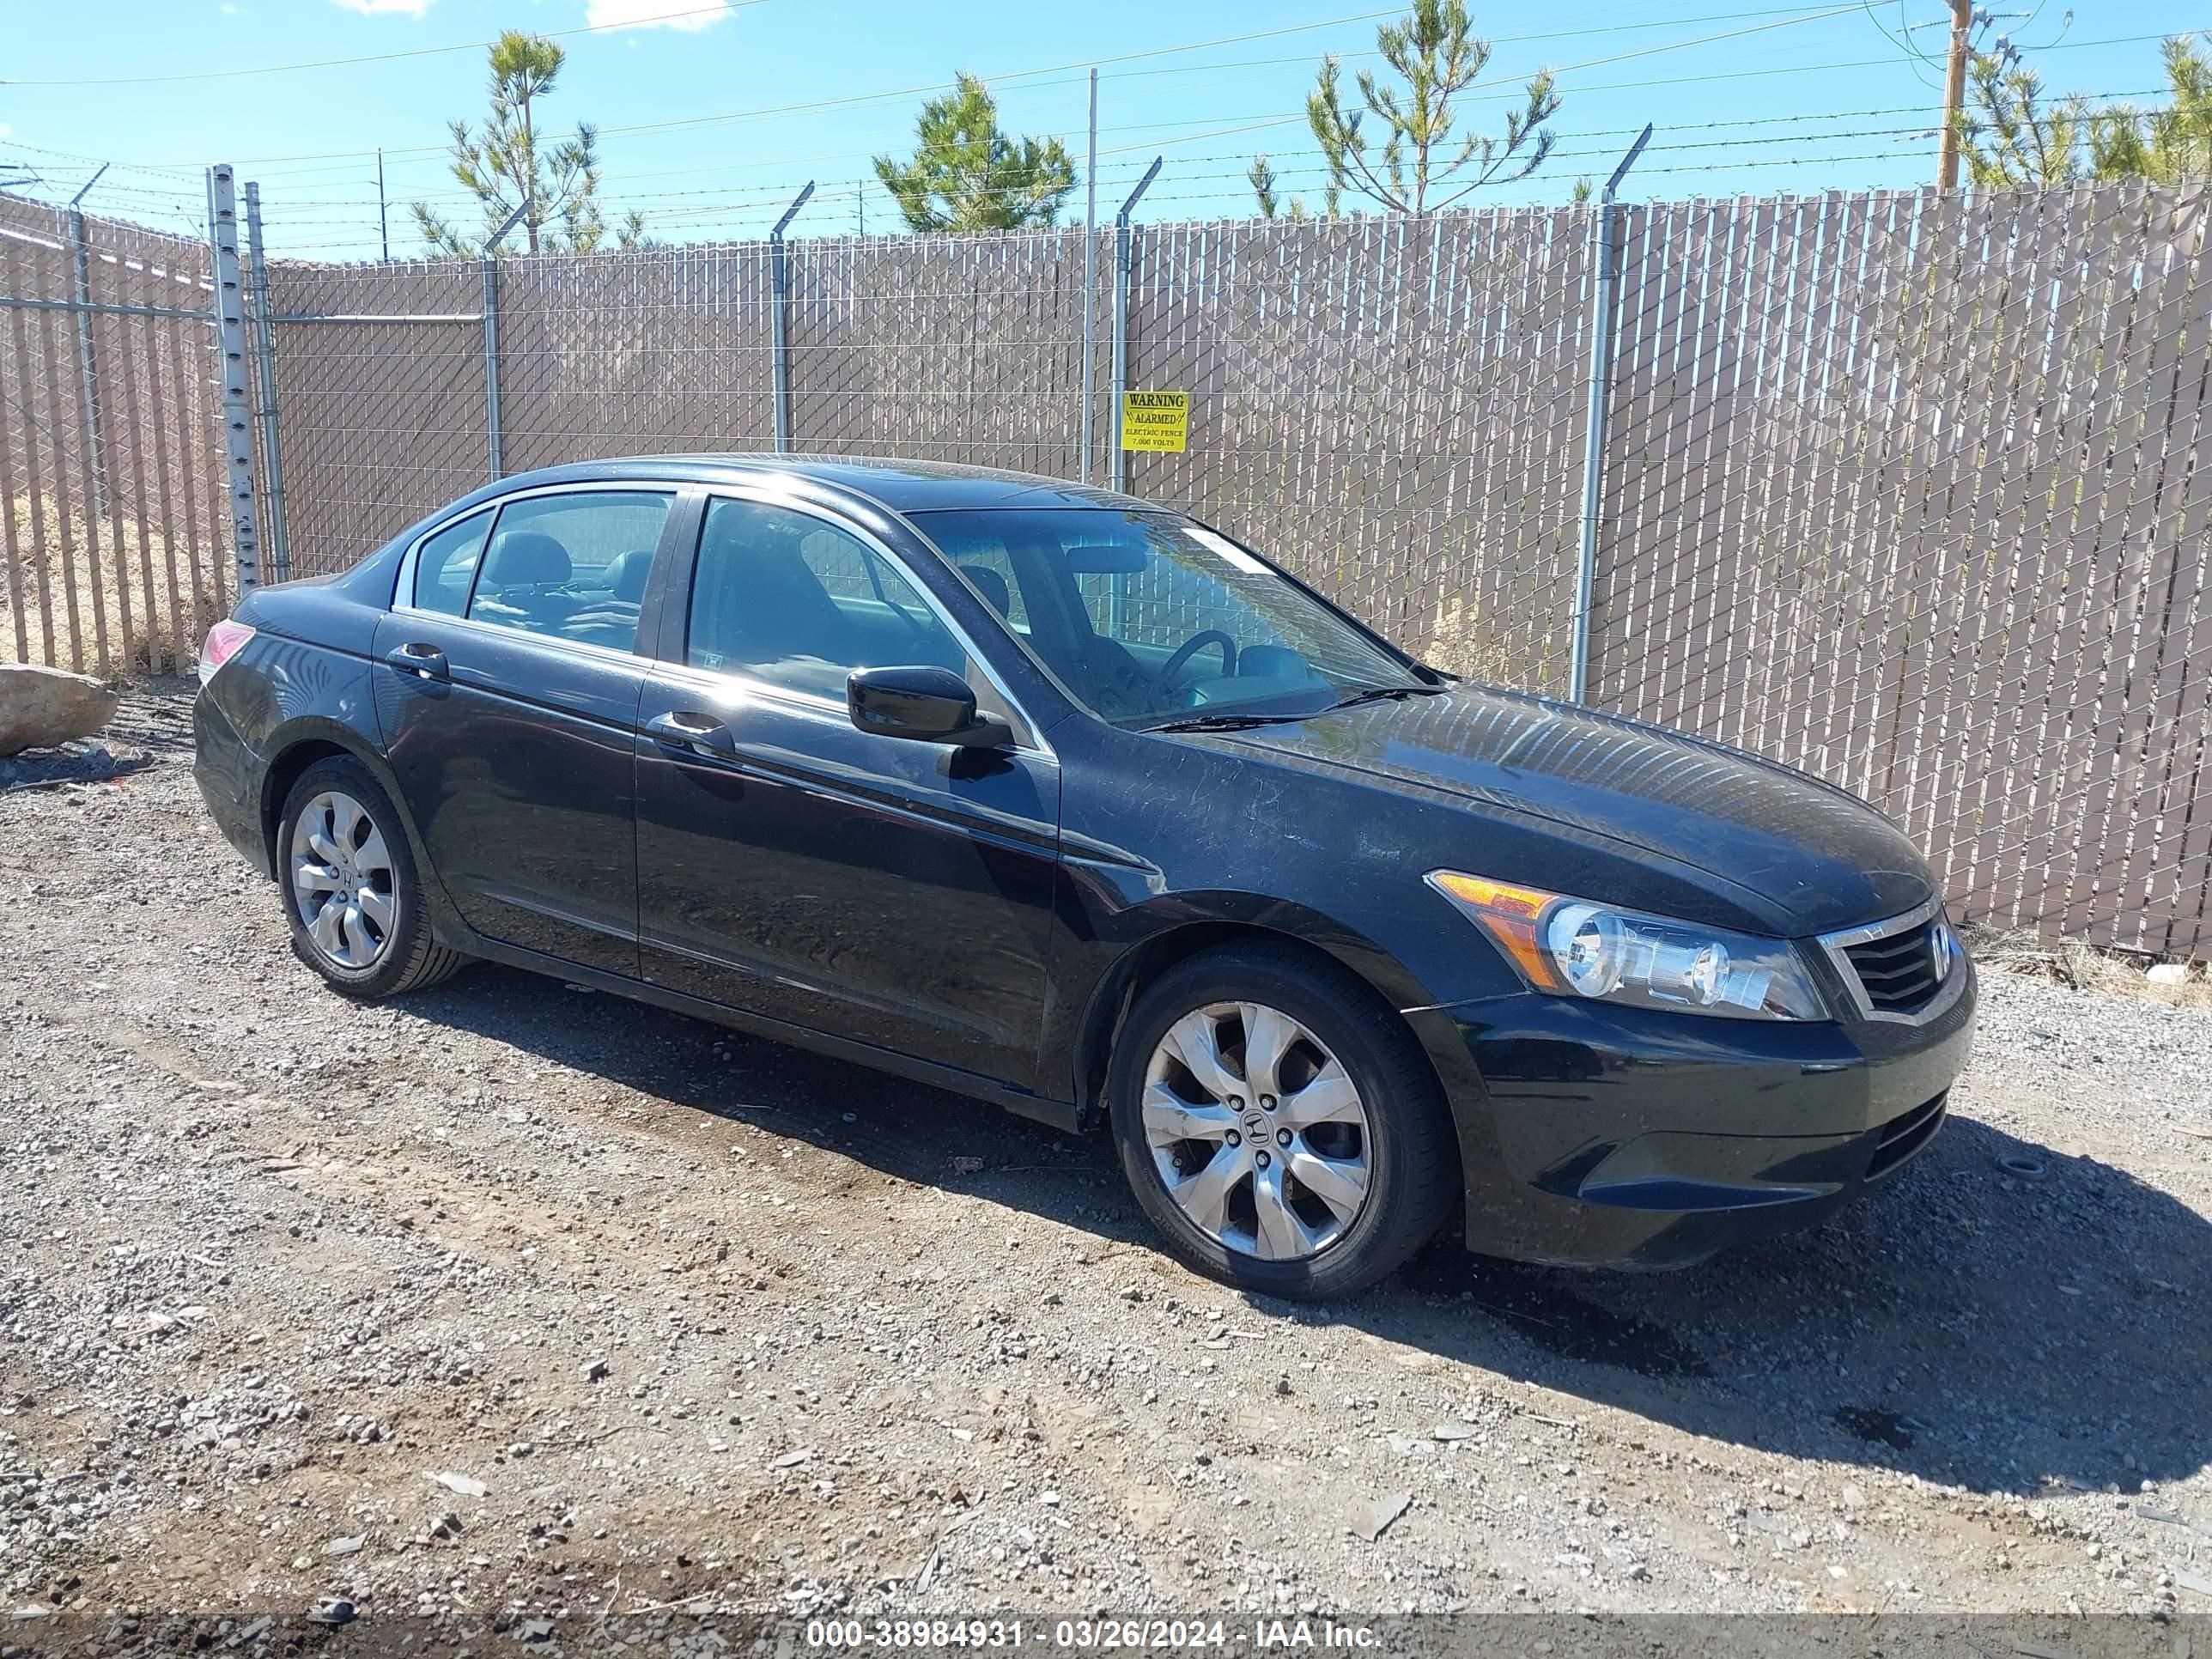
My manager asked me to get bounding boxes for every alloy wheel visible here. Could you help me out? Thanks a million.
[1140,1000,1372,1261]
[289,790,398,969]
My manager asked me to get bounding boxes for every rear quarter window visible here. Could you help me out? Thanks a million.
[410,509,494,616]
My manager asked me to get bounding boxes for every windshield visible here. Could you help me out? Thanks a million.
[907,507,1435,729]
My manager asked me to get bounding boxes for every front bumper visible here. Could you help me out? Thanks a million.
[1408,963,1976,1268]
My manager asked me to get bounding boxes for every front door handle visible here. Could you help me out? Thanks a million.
[386,642,450,681]
[646,709,737,757]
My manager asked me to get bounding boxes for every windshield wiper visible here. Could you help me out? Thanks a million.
[1325,684,1450,712]
[1139,710,1323,733]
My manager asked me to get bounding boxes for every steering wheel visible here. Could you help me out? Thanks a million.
[1158,629,1238,686]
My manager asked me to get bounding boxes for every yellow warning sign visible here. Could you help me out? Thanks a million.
[1121,390,1188,453]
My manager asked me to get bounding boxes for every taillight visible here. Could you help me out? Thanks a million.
[198,617,257,685]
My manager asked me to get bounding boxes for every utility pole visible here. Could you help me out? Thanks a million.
[376,149,390,262]
[1079,66,1099,484]
[1937,0,1973,189]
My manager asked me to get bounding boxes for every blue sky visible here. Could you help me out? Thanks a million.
[0,0,2198,258]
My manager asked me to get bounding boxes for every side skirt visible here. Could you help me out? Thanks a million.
[455,933,1083,1135]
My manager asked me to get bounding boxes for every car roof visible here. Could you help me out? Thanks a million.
[479,453,1141,515]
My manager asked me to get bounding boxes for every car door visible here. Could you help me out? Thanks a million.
[632,491,1061,1091]
[372,483,684,977]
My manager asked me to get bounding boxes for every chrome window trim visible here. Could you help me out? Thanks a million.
[1814,892,1968,1026]
[391,480,681,624]
[684,487,1053,760]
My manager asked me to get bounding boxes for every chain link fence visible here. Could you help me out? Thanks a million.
[5,179,2211,957]
[0,194,231,676]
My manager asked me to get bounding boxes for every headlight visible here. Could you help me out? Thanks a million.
[1425,871,1827,1021]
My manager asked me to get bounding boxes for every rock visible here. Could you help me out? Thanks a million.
[507,1441,534,1459]
[305,1599,356,1628]
[581,1358,610,1382]
[2148,963,2189,986]
[425,1469,488,1498]
[324,1535,365,1556]
[1841,1484,1866,1510]
[0,664,118,757]
[1348,1490,1413,1542]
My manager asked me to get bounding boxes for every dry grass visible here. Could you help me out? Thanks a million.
[1964,922,2212,1009]
[2,493,225,677]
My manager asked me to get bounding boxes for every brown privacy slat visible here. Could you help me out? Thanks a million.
[1790,191,1881,790]
[33,269,88,673]
[1594,196,1681,716]
[161,280,215,634]
[67,226,117,678]
[142,272,191,674]
[2094,190,2203,948]
[112,235,167,673]
[3,231,62,668]
[89,234,139,673]
[2018,187,2140,933]
[1979,184,2097,931]
[1832,192,1932,817]
[2060,185,2160,942]
[1927,191,2051,916]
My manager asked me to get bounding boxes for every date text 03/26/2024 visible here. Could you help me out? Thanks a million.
[802,1620,1384,1650]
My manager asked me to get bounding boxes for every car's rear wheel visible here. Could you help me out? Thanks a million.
[277,757,463,998]
[1108,943,1457,1299]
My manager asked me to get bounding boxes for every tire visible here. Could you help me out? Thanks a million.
[276,757,465,999]
[1108,941,1457,1300]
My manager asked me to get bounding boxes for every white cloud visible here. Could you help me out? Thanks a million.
[585,0,733,31]
[0,125,11,140]
[331,0,433,15]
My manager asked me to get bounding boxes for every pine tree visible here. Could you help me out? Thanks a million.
[1252,0,1559,217]
[872,74,1077,233]
[414,30,646,258]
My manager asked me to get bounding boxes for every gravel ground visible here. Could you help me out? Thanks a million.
[3,686,2210,1644]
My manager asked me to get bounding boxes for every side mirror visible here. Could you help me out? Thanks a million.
[848,665,1012,748]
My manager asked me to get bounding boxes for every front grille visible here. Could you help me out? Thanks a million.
[1842,921,1943,1014]
[1867,1091,1948,1180]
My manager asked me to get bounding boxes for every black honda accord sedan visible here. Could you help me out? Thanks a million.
[193,455,1973,1297]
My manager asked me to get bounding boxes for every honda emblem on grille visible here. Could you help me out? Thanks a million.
[1929,919,1954,982]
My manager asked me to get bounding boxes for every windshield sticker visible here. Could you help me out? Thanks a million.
[1185,527,1267,575]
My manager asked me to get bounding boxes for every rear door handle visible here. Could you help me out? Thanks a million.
[646,709,737,757]
[386,642,450,681]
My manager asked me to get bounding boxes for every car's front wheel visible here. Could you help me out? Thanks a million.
[277,757,463,998]
[1109,943,1457,1299]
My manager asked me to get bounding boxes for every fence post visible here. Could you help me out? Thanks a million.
[1109,158,1163,495]
[243,182,290,581]
[481,256,502,481]
[476,198,532,483]
[205,164,261,595]
[65,186,108,519]
[1568,125,1652,706]
[769,182,815,454]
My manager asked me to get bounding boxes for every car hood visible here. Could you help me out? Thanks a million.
[1212,685,1935,936]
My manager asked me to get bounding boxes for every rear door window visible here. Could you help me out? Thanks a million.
[464,491,672,652]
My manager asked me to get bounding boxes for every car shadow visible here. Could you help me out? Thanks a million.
[401,963,2212,1498]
